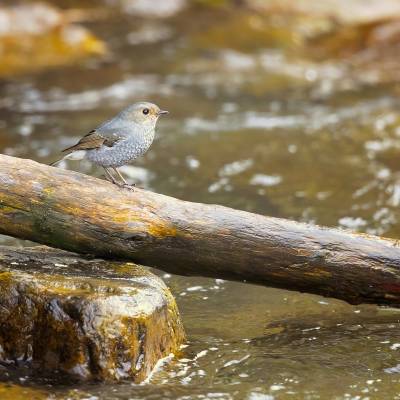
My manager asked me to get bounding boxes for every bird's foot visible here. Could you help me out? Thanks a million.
[116,182,136,191]
[122,183,136,191]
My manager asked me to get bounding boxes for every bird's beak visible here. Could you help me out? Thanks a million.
[157,110,169,116]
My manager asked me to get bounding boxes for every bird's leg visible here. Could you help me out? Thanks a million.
[113,168,128,185]
[113,167,136,190]
[103,167,118,185]
[104,167,133,191]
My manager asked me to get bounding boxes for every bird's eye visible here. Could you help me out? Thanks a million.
[143,108,150,115]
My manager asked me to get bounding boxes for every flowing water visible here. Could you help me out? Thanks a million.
[1,2,400,399]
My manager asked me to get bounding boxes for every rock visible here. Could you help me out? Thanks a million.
[0,383,49,400]
[0,246,185,382]
[0,3,63,37]
[0,3,105,77]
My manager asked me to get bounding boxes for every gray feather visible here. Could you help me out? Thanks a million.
[52,101,164,169]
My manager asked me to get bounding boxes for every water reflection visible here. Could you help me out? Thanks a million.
[1,1,400,399]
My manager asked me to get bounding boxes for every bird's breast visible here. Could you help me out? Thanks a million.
[86,130,155,167]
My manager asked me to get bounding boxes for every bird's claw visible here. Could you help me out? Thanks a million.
[103,172,136,191]
[120,183,136,191]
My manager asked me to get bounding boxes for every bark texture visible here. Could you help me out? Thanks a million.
[1,154,400,306]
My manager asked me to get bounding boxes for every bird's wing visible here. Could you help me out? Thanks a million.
[61,129,122,154]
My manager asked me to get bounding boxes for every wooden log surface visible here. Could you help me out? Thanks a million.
[1,154,400,306]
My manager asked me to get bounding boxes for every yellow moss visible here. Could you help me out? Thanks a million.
[41,282,95,296]
[0,205,17,213]
[42,187,54,196]
[0,383,49,400]
[0,194,26,212]
[304,268,332,278]
[147,223,177,238]
[264,326,285,336]
[41,276,125,297]
[112,209,178,238]
[114,263,135,274]
[61,204,84,215]
[0,271,13,284]
[114,263,149,276]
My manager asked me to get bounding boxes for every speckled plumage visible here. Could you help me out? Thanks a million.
[86,125,155,168]
[50,102,167,187]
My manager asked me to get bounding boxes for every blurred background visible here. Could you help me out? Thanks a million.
[1,0,400,399]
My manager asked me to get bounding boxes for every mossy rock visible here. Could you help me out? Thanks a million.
[0,4,105,77]
[0,383,49,400]
[0,246,185,382]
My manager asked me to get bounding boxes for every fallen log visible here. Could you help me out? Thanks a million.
[1,154,400,307]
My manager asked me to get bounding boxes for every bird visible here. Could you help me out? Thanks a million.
[50,102,168,189]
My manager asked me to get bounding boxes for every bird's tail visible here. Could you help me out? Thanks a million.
[49,150,87,167]
[49,158,64,167]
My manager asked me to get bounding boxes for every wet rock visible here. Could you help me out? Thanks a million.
[0,3,105,77]
[0,383,49,400]
[0,3,63,37]
[0,246,185,382]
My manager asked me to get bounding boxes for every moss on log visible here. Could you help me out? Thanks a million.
[1,155,400,307]
[0,246,185,382]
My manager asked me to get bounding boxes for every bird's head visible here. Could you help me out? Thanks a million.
[122,102,168,128]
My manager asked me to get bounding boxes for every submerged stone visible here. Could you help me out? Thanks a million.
[0,246,185,382]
